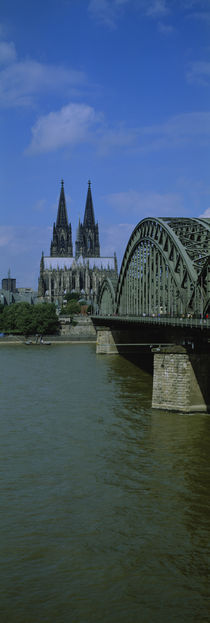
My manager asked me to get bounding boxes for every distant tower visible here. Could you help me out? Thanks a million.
[75,181,100,259]
[50,180,73,257]
[2,268,16,293]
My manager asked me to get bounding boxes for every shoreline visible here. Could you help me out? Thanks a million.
[0,337,96,345]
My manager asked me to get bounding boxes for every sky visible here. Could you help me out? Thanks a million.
[0,0,210,289]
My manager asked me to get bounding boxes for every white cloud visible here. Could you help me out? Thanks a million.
[140,111,210,151]
[0,23,7,39]
[105,190,184,217]
[88,0,169,27]
[0,44,85,108]
[101,222,134,266]
[33,199,48,213]
[98,124,138,154]
[186,61,210,86]
[88,0,116,28]
[0,225,51,289]
[88,0,129,28]
[157,20,174,33]
[27,102,101,154]
[0,225,49,252]
[26,102,140,155]
[88,0,170,31]
[26,106,210,155]
[101,187,184,264]
[186,9,210,23]
[199,207,210,218]
[0,40,17,65]
[101,189,188,266]
[0,226,15,248]
[88,0,210,29]
[145,0,169,18]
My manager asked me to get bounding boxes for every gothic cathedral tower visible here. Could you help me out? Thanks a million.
[75,181,100,259]
[50,180,73,257]
[38,179,117,303]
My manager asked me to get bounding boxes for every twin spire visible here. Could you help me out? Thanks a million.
[83,180,95,229]
[55,179,68,229]
[50,179,100,259]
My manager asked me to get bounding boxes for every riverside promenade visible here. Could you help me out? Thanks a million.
[0,335,96,345]
[0,315,97,344]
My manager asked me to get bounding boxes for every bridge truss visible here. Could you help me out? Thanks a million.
[100,217,210,317]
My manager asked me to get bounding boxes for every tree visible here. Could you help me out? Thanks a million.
[33,303,59,334]
[60,300,81,316]
[65,292,80,302]
[1,302,59,335]
[0,303,5,330]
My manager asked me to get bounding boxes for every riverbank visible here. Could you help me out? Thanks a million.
[0,336,96,344]
[0,316,97,344]
[59,314,96,339]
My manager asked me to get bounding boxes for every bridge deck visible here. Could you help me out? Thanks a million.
[92,315,210,330]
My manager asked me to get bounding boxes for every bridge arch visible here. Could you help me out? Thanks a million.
[115,217,210,317]
[98,277,116,315]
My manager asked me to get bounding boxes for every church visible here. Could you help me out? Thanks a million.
[38,180,118,308]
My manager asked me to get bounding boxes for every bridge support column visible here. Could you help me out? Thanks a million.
[152,346,210,412]
[96,328,118,354]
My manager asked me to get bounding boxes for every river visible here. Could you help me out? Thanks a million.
[1,344,209,622]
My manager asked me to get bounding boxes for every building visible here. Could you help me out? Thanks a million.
[0,271,38,306]
[2,271,16,293]
[38,180,118,308]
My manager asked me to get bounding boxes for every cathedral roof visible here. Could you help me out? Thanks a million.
[56,179,69,228]
[43,256,116,270]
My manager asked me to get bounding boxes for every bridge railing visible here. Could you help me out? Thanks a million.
[92,314,210,330]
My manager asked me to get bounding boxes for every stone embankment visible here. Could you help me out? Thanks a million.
[0,316,97,344]
[59,315,96,340]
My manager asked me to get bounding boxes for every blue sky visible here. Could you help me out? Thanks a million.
[0,0,210,289]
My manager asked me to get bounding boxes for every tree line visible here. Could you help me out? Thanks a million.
[60,292,91,316]
[0,302,59,336]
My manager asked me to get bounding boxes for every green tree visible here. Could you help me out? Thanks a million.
[2,303,20,333]
[0,303,4,330]
[33,303,59,334]
[16,303,37,335]
[61,300,81,316]
[65,292,80,302]
[1,302,59,335]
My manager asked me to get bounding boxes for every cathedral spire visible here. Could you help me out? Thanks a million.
[78,181,100,258]
[50,180,73,257]
[56,179,68,228]
[83,180,95,228]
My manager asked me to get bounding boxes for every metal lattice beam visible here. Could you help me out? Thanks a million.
[98,277,116,315]
[99,217,210,316]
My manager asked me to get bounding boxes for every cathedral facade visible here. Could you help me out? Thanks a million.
[38,180,118,308]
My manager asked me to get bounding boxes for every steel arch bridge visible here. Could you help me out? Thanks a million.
[99,217,210,317]
[97,276,116,315]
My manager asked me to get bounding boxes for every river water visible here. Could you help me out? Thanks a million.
[1,344,209,623]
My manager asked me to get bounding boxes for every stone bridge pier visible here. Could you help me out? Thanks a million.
[96,327,119,354]
[152,346,210,413]
[96,327,210,413]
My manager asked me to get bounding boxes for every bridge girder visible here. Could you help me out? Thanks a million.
[97,276,116,315]
[116,217,210,316]
[99,217,210,316]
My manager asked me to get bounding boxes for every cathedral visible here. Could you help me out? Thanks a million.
[38,180,118,308]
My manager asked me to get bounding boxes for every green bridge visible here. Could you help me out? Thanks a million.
[92,217,210,413]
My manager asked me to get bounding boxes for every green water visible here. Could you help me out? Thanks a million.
[1,344,209,622]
